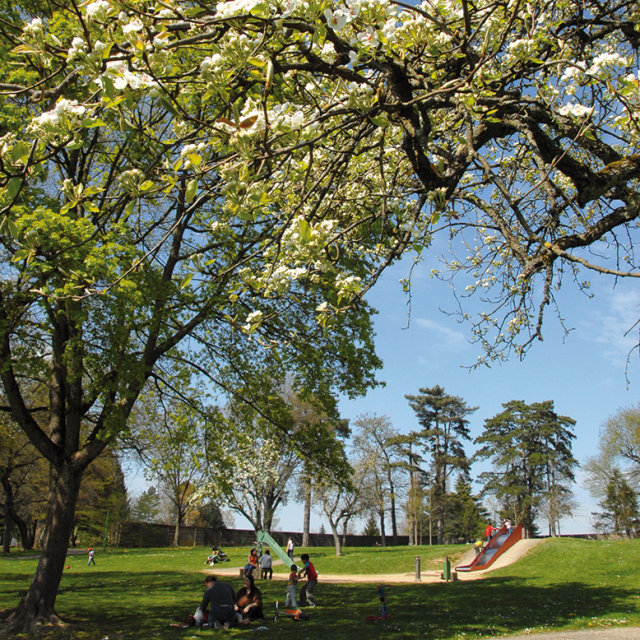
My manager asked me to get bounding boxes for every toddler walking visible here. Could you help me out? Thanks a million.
[285,564,298,608]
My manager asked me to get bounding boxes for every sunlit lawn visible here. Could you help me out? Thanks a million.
[1,539,640,639]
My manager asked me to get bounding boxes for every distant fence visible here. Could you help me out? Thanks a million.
[118,522,411,548]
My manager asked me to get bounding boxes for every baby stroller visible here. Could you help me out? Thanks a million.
[204,547,230,566]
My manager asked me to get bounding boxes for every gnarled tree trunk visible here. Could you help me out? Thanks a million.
[3,460,84,633]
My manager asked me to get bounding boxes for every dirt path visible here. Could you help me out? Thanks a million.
[206,538,549,584]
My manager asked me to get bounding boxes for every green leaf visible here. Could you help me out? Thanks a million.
[12,248,31,262]
[66,139,84,150]
[180,272,194,289]
[83,201,100,212]
[11,141,30,164]
[101,75,115,100]
[370,115,389,128]
[456,136,467,145]
[185,178,198,203]
[81,117,106,128]
[248,57,266,67]
[431,211,441,225]
[6,178,22,200]
[139,180,155,191]
[7,218,19,239]
[102,42,114,59]
[298,218,312,244]
[187,154,202,166]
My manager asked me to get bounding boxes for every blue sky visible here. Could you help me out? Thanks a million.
[269,248,640,536]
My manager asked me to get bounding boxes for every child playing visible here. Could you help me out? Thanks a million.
[87,548,96,566]
[260,549,273,579]
[285,564,298,608]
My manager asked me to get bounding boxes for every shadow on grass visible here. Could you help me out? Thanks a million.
[2,570,639,639]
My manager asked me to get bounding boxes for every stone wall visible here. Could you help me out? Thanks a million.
[118,522,411,548]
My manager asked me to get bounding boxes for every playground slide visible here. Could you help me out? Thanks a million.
[256,531,294,568]
[455,524,522,572]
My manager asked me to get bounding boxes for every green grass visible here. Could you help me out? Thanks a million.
[1,539,640,639]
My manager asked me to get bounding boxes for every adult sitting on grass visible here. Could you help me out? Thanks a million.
[194,575,237,629]
[235,574,264,624]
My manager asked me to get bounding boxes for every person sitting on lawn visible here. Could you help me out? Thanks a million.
[259,548,273,579]
[235,574,264,623]
[194,575,237,629]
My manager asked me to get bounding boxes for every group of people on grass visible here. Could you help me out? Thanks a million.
[192,544,317,629]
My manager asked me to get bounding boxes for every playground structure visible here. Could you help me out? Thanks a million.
[455,524,523,572]
[256,530,294,569]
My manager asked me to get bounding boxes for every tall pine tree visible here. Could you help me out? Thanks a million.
[405,386,476,544]
[475,400,577,538]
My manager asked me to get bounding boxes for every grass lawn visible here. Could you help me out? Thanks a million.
[1,539,639,639]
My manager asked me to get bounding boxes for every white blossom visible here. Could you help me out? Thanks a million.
[122,19,144,34]
[85,0,110,21]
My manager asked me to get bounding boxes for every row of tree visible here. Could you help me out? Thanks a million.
[1,384,581,555]
[119,385,581,550]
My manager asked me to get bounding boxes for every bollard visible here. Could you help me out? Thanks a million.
[443,556,451,582]
[239,568,245,578]
[415,555,421,581]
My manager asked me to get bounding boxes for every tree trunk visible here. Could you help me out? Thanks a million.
[2,461,83,633]
[2,512,11,554]
[327,518,342,556]
[173,512,181,546]
[11,511,33,551]
[390,486,398,545]
[379,509,386,547]
[302,477,311,548]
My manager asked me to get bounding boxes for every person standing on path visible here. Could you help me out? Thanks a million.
[286,537,294,561]
[87,548,96,566]
[298,553,317,607]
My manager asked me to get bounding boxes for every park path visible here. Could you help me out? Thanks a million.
[205,538,548,584]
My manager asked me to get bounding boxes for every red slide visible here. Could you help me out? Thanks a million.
[455,525,522,572]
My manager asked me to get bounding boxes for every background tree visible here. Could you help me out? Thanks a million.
[445,474,488,542]
[475,400,577,537]
[361,513,380,537]
[315,469,364,557]
[72,450,129,547]
[0,413,48,552]
[129,487,162,525]
[406,386,476,544]
[584,404,640,536]
[591,470,639,538]
[352,413,403,545]
[134,396,206,546]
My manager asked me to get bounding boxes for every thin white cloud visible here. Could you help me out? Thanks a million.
[575,283,640,368]
[414,317,467,350]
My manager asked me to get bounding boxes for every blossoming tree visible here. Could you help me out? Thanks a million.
[0,0,639,630]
